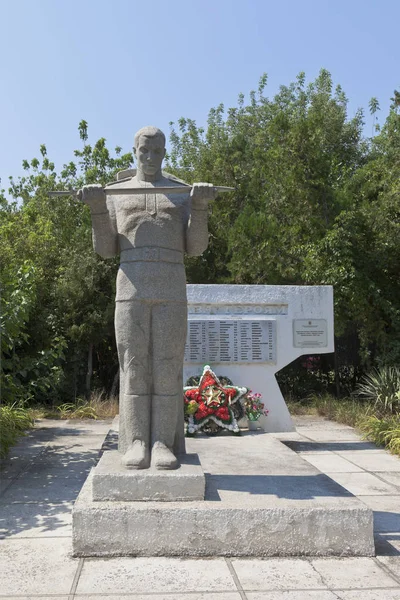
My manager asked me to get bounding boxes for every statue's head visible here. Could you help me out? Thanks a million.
[133,126,166,177]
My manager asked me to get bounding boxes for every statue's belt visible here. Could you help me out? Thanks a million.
[120,247,184,264]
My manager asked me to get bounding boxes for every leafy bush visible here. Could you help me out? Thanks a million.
[355,367,400,413]
[0,405,34,458]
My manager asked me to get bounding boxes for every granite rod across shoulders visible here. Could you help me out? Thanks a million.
[48,185,234,198]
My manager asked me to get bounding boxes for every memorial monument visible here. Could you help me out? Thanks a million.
[80,126,218,470]
[70,126,374,560]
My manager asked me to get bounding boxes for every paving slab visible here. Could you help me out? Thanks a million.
[286,440,379,453]
[0,501,72,538]
[0,467,89,503]
[301,453,363,473]
[374,533,400,556]
[296,429,365,442]
[75,557,236,594]
[2,597,70,600]
[74,595,242,600]
[64,418,114,434]
[335,591,400,600]
[326,472,400,496]
[377,472,400,488]
[377,555,400,580]
[231,558,327,590]
[311,557,399,589]
[293,417,354,430]
[247,593,339,600]
[335,451,400,472]
[270,432,308,441]
[0,538,79,595]
[361,496,400,533]
[44,433,109,449]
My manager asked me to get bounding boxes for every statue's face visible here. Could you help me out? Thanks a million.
[135,135,165,175]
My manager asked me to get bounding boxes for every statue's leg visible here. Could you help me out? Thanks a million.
[115,300,151,469]
[151,300,187,469]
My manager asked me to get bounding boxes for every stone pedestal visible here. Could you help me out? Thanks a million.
[92,451,205,502]
[72,428,375,557]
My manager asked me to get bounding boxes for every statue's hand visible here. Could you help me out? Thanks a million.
[190,183,217,209]
[78,184,107,212]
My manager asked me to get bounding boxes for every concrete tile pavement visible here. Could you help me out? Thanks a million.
[0,415,399,599]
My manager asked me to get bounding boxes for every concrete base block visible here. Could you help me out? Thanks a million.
[73,432,374,557]
[92,451,205,502]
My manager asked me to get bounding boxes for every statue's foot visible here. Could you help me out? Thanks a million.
[151,441,179,470]
[121,440,150,469]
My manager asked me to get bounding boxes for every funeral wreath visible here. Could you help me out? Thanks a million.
[183,365,268,435]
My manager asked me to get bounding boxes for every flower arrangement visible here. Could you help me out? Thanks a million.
[184,366,268,436]
[184,365,247,435]
[243,391,269,421]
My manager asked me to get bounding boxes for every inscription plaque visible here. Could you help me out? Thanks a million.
[184,320,276,364]
[293,319,328,348]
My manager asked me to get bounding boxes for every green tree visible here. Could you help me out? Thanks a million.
[0,121,132,405]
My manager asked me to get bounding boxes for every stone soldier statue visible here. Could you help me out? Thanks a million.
[80,126,217,470]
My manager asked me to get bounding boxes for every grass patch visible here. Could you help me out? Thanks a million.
[28,391,119,421]
[0,405,34,458]
[287,393,400,456]
[287,393,374,427]
[359,415,400,456]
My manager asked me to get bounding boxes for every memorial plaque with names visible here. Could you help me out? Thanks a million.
[184,320,276,364]
[293,319,328,348]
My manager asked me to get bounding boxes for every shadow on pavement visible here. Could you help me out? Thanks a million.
[375,532,400,556]
[206,473,355,500]
[283,440,381,452]
[0,421,112,539]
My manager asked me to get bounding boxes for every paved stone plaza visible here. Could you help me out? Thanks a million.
[1,416,399,598]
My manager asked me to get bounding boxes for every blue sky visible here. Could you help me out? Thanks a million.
[1,0,399,188]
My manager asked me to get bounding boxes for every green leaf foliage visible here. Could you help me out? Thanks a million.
[1,75,399,405]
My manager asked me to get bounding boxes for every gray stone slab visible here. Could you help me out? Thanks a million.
[73,434,374,557]
[293,416,354,430]
[65,418,114,433]
[337,452,400,472]
[247,593,338,600]
[75,556,236,594]
[0,454,30,477]
[375,533,400,556]
[75,595,242,600]
[270,432,308,441]
[5,597,70,600]
[92,451,205,501]
[335,591,400,600]
[377,555,400,579]
[246,590,338,600]
[232,558,327,590]
[0,467,89,503]
[361,495,400,533]
[311,557,399,588]
[45,434,107,449]
[326,472,400,496]
[297,429,363,442]
[286,440,379,453]
[0,501,72,538]
[0,538,79,595]
[376,472,400,488]
[302,453,363,473]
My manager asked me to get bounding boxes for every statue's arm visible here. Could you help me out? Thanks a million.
[185,183,217,256]
[79,185,119,258]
